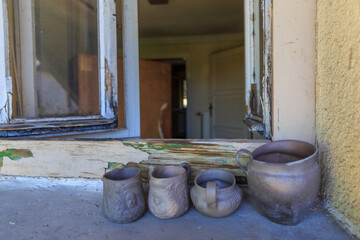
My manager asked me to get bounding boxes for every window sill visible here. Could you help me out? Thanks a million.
[0,117,117,138]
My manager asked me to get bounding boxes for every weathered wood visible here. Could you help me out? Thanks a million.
[244,0,272,138]
[0,118,116,137]
[0,0,120,137]
[0,148,33,169]
[78,54,99,115]
[114,139,269,184]
[262,0,273,139]
[0,139,269,183]
[98,0,118,120]
[148,0,169,5]
[0,140,148,178]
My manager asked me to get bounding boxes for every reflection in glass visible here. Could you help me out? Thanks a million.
[8,0,99,119]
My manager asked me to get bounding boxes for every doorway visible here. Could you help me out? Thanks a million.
[170,60,187,138]
[141,58,187,139]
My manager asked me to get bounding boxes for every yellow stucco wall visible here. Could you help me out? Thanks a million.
[316,1,360,237]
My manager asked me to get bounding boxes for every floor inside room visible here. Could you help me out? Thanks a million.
[0,176,351,240]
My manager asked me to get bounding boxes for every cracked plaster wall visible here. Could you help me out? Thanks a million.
[316,0,360,237]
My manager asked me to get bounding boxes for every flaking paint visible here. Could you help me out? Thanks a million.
[121,140,268,184]
[316,0,360,237]
[0,140,268,181]
[0,149,33,169]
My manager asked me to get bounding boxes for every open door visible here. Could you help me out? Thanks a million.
[118,59,172,138]
[210,46,250,139]
[139,60,172,138]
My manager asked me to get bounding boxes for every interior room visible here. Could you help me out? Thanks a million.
[119,0,249,139]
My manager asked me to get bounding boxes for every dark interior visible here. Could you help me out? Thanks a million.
[152,166,184,179]
[196,170,234,189]
[104,168,139,181]
[253,141,317,164]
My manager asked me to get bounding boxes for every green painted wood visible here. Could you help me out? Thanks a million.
[117,139,265,184]
[0,149,33,169]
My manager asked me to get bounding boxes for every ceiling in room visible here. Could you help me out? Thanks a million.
[117,0,244,38]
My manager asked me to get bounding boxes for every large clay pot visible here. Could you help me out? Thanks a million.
[148,163,191,219]
[236,140,320,225]
[102,168,146,224]
[190,169,242,218]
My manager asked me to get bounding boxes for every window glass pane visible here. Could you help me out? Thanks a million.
[8,0,99,119]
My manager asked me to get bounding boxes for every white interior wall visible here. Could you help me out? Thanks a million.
[133,35,244,138]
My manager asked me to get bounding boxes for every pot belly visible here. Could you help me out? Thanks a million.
[248,165,320,225]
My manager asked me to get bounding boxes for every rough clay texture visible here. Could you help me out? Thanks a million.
[316,0,360,238]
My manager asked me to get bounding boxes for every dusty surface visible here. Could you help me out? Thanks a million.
[316,0,360,237]
[0,177,351,240]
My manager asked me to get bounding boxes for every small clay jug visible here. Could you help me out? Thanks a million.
[190,169,242,218]
[102,168,146,224]
[148,163,190,219]
[236,140,320,225]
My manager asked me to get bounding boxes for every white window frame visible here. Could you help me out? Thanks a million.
[0,0,141,138]
[0,0,318,181]
[244,0,272,138]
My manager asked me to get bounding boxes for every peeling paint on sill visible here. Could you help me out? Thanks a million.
[123,141,194,154]
[121,140,254,184]
[0,149,33,169]
[105,162,125,172]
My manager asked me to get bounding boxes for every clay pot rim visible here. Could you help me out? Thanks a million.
[193,169,236,192]
[150,165,187,182]
[251,139,318,166]
[102,167,141,183]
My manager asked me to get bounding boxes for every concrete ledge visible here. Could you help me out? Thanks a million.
[0,176,351,240]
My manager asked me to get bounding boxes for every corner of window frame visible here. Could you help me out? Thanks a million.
[0,0,141,139]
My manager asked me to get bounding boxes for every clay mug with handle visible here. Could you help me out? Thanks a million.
[190,169,242,218]
[148,163,191,219]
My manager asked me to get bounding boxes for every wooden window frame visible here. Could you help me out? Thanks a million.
[0,0,141,139]
[0,0,316,143]
[244,0,272,138]
[0,0,317,179]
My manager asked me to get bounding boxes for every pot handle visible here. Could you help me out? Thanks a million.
[148,166,155,180]
[206,181,217,208]
[236,149,253,175]
[180,162,191,180]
